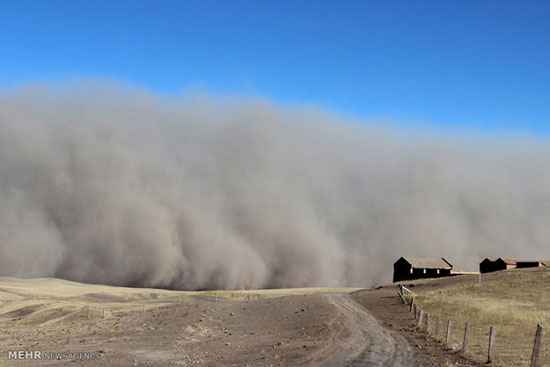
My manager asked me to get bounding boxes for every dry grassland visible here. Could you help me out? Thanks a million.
[405,267,550,366]
[0,277,363,366]
[0,277,358,327]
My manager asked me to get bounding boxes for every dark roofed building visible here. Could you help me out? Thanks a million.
[479,258,510,273]
[516,259,550,268]
[480,258,550,273]
[393,257,453,282]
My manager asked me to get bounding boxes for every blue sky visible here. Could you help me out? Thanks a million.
[1,0,549,133]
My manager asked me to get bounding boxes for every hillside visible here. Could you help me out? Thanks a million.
[0,277,370,366]
[387,267,550,366]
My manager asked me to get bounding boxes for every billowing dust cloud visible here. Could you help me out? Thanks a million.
[1,83,549,290]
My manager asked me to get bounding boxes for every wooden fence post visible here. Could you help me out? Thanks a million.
[398,291,406,304]
[413,304,417,319]
[435,317,440,338]
[530,324,544,367]
[424,313,430,332]
[409,298,414,312]
[445,320,452,346]
[463,323,471,352]
[487,326,496,363]
[103,309,106,320]
[417,310,424,327]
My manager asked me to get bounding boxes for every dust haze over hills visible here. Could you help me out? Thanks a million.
[1,83,549,290]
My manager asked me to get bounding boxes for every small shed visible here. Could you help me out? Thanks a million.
[480,258,550,273]
[393,257,453,282]
[516,260,550,268]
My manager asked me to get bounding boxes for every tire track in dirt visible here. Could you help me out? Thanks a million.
[315,293,414,366]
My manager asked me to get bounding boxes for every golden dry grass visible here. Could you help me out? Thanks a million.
[202,287,362,298]
[405,267,550,366]
[0,277,359,327]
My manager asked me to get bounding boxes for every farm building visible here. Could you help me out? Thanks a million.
[479,258,550,273]
[516,259,550,268]
[393,257,453,282]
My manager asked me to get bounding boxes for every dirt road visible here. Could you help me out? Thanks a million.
[352,286,481,367]
[0,278,480,366]
[0,291,416,366]
[314,293,414,366]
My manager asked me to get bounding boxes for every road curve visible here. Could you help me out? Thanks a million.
[315,293,414,366]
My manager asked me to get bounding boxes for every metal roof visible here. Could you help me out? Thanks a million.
[400,257,453,269]
[500,258,545,265]
[482,258,550,266]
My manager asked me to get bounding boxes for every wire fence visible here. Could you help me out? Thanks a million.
[35,294,198,327]
[405,290,548,367]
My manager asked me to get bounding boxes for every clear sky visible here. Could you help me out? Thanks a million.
[1,0,549,133]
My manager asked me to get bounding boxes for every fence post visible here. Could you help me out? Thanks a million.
[413,304,417,319]
[487,326,496,363]
[463,323,471,352]
[88,307,91,319]
[530,324,544,367]
[417,310,424,327]
[103,309,106,320]
[178,296,182,304]
[445,320,452,346]
[424,313,430,332]
[410,298,414,312]
[398,291,406,304]
[435,317,440,338]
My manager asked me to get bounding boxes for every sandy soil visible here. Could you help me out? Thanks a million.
[351,285,482,367]
[0,277,481,366]
[317,293,413,366]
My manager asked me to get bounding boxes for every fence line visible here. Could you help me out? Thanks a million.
[398,286,548,366]
[43,294,193,328]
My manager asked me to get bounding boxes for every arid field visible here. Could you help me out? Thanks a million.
[0,277,369,366]
[0,276,480,367]
[2,271,548,366]
[399,267,550,367]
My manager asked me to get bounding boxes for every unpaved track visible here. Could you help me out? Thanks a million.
[316,293,414,366]
[0,278,421,366]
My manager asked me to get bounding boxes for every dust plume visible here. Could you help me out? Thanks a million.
[1,83,549,289]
